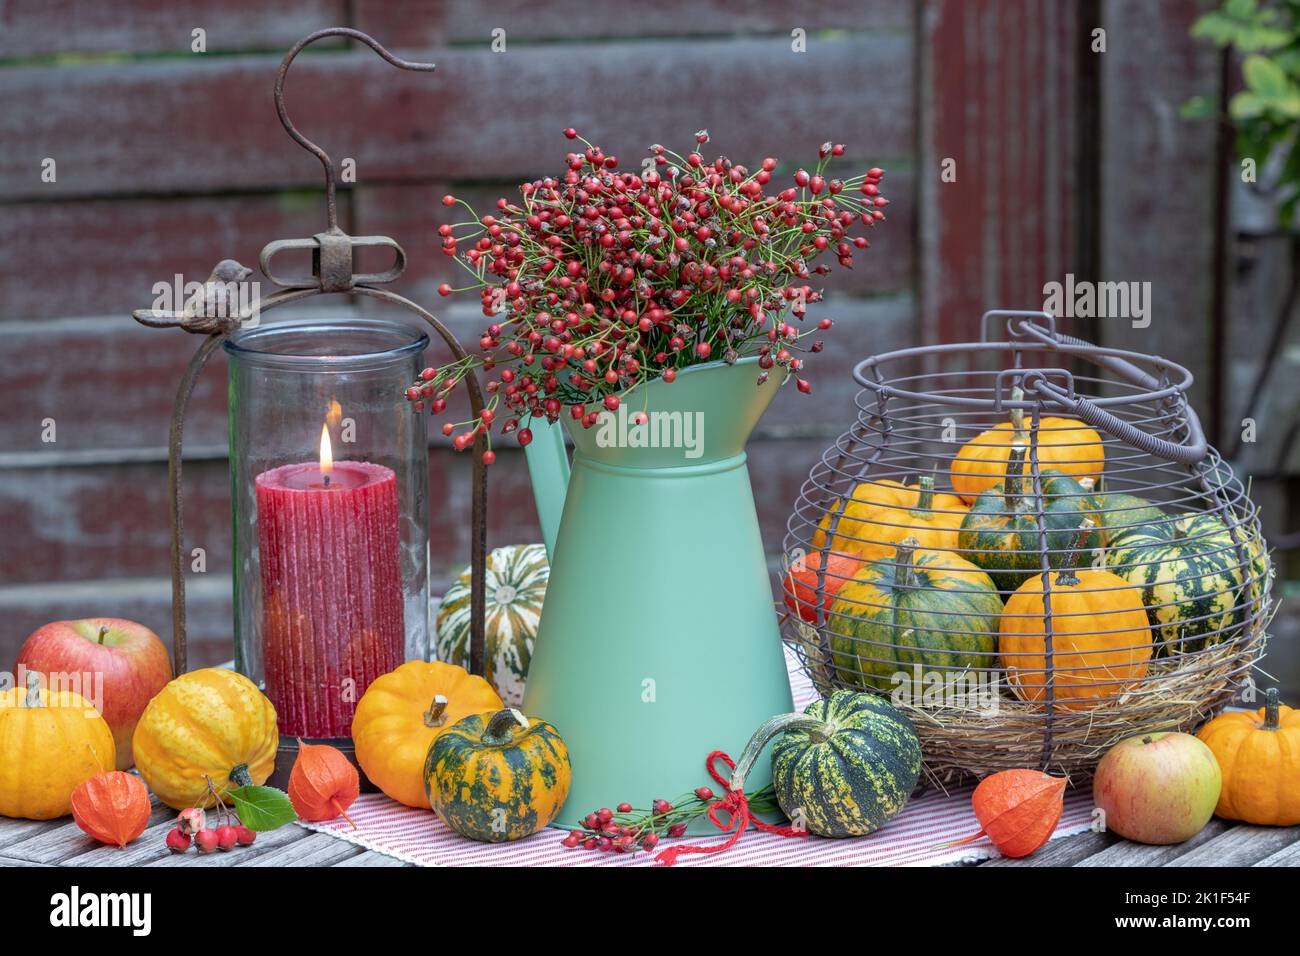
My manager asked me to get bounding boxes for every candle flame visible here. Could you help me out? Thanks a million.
[319,423,333,476]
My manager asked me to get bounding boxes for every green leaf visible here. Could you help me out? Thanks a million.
[1244,53,1289,96]
[1237,24,1293,51]
[1276,92,1300,117]
[227,785,298,832]
[1191,12,1246,46]
[1180,94,1219,120]
[1192,5,1292,51]
[1230,89,1267,120]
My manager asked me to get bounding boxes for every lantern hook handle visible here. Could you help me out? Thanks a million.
[274,28,436,231]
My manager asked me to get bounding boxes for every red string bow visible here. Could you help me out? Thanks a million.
[653,750,807,867]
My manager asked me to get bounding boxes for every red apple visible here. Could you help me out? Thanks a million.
[1093,731,1221,845]
[15,618,173,770]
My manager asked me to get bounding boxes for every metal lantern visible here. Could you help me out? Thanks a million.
[132,29,488,784]
[783,311,1273,783]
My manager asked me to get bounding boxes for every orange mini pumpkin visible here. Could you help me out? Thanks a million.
[951,391,1104,503]
[812,478,967,554]
[0,673,116,820]
[999,525,1152,710]
[351,660,503,809]
[851,476,966,562]
[1197,689,1300,826]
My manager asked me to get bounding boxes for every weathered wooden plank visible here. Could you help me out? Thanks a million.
[1,800,173,865]
[0,0,347,58]
[1224,231,1300,478]
[356,0,914,47]
[1253,836,1300,867]
[350,181,451,315]
[1073,818,1231,867]
[0,453,486,584]
[0,37,913,201]
[0,295,912,456]
[1,1,913,58]
[331,848,412,866]
[1097,0,1221,420]
[0,815,65,850]
[0,193,336,320]
[0,316,229,457]
[920,0,1082,346]
[0,459,230,584]
[0,306,342,457]
[0,441,537,582]
[1265,588,1300,703]
[0,435,833,667]
[1165,823,1300,867]
[238,830,363,866]
[0,854,51,866]
[0,576,238,673]
[982,828,1118,866]
[143,821,313,866]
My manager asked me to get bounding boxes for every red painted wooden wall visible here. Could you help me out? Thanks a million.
[4,1,1288,682]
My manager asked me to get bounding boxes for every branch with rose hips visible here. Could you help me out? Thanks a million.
[561,783,781,855]
[405,129,889,464]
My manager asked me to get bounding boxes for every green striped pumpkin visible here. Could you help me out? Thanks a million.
[424,707,571,843]
[1103,514,1265,655]
[1091,491,1167,542]
[827,538,1001,691]
[732,690,921,838]
[957,443,1103,592]
[435,544,548,705]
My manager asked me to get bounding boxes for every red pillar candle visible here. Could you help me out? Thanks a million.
[255,442,404,738]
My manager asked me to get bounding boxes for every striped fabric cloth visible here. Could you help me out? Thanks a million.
[300,648,1096,866]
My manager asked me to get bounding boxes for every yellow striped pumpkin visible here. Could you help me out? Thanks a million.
[132,668,279,810]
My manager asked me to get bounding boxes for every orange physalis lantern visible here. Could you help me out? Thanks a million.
[287,739,360,827]
[944,769,1067,859]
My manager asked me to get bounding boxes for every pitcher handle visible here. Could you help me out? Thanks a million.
[523,416,571,558]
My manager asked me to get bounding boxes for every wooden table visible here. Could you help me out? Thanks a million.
[0,798,411,867]
[976,819,1300,867]
[2,799,1296,866]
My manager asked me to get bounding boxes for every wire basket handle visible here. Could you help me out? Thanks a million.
[985,311,1208,467]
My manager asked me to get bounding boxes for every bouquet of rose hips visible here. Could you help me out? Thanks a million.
[406,129,889,464]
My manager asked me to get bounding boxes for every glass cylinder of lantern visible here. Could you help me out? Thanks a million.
[225,318,430,742]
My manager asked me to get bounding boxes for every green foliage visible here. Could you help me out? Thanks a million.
[227,785,297,831]
[1191,0,1294,50]
[1186,0,1300,223]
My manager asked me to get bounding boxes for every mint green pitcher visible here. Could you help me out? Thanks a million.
[522,357,794,825]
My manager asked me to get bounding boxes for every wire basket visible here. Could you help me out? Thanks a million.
[782,311,1274,784]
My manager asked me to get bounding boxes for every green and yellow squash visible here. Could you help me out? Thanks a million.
[425,708,570,843]
[730,689,921,838]
[1090,490,1167,543]
[1103,514,1267,654]
[826,538,1002,690]
[957,443,1103,592]
[435,543,548,705]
